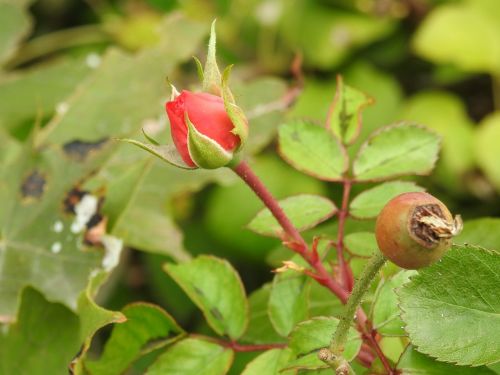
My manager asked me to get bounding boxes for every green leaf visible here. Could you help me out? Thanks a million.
[0,0,32,66]
[0,287,80,375]
[0,58,90,135]
[398,345,496,375]
[399,245,500,366]
[85,303,184,375]
[114,206,190,261]
[241,284,284,344]
[241,348,294,375]
[269,271,310,337]
[327,75,373,145]
[344,232,377,257]
[164,255,249,339]
[412,0,500,75]
[475,113,500,192]
[118,138,195,170]
[146,338,233,375]
[350,181,425,219]
[353,123,440,181]
[0,12,207,321]
[287,317,362,371]
[307,278,343,317]
[455,218,500,251]
[278,121,347,181]
[371,271,416,336]
[247,194,337,237]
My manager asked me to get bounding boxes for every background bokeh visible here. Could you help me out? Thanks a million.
[1,0,499,373]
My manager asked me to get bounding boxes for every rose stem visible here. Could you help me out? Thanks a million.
[323,252,389,373]
[336,178,354,291]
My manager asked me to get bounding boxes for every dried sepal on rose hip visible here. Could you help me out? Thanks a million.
[375,192,463,269]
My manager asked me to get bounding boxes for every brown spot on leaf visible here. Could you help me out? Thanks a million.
[210,308,223,321]
[20,170,46,199]
[62,138,108,161]
[63,187,87,214]
[84,214,107,246]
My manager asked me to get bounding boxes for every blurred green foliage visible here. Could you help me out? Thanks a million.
[0,0,499,374]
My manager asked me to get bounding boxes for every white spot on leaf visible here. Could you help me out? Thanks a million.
[53,221,64,233]
[71,194,98,234]
[56,102,69,115]
[101,235,123,271]
[86,53,101,68]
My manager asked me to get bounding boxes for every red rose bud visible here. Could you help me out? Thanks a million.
[165,90,246,169]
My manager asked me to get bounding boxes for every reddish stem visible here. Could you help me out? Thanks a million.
[233,161,306,248]
[336,179,355,291]
[222,341,287,352]
[191,334,286,352]
[233,161,349,302]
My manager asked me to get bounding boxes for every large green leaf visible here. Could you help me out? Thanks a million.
[344,232,377,258]
[278,121,347,181]
[0,58,91,136]
[286,317,362,371]
[164,256,249,339]
[412,0,500,75]
[0,0,32,66]
[399,245,500,366]
[0,287,80,375]
[247,194,337,237]
[455,218,500,251]
[146,338,234,375]
[398,345,496,375]
[241,348,294,375]
[85,303,184,375]
[349,181,425,219]
[327,75,373,145]
[269,270,310,337]
[353,123,440,181]
[476,112,500,192]
[371,270,416,336]
[0,13,206,320]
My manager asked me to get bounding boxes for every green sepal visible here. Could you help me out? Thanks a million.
[192,56,204,82]
[185,112,234,169]
[202,20,222,95]
[116,138,195,169]
[222,65,248,148]
[141,128,160,145]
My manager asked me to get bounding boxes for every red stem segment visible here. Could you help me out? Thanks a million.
[233,161,349,302]
[222,341,287,352]
[336,179,355,291]
[233,161,306,247]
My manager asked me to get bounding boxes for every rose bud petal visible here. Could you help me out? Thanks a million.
[165,90,245,169]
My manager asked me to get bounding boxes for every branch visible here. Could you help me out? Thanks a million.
[232,161,349,302]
